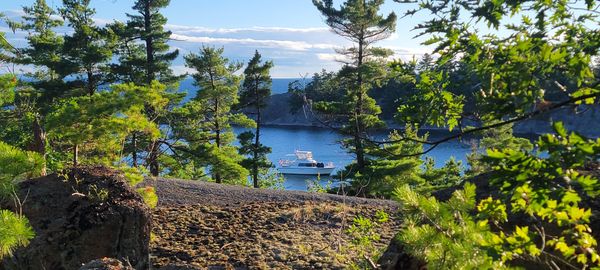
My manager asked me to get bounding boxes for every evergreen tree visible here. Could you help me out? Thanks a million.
[3,0,68,175]
[0,72,39,261]
[183,46,253,184]
[60,0,115,96]
[312,0,397,173]
[127,0,179,85]
[45,82,167,167]
[118,0,181,175]
[238,51,273,188]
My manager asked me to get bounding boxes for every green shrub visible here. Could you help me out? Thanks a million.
[0,209,35,259]
[395,183,500,269]
[137,186,158,209]
[396,123,600,269]
[0,141,45,199]
[0,141,41,259]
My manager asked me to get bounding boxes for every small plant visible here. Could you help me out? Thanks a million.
[137,186,158,208]
[395,183,500,269]
[88,184,109,202]
[344,210,389,269]
[0,209,35,259]
[307,174,333,193]
[119,165,147,186]
[257,168,285,190]
[0,141,41,259]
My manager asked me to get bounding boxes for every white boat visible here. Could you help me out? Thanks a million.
[277,150,335,175]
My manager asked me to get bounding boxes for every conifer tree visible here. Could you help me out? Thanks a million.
[45,82,167,166]
[128,0,179,86]
[238,51,273,188]
[312,0,396,173]
[184,46,253,184]
[116,0,180,175]
[60,0,115,96]
[3,0,68,175]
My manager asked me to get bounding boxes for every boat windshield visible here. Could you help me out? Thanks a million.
[295,151,313,160]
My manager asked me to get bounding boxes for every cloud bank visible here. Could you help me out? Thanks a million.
[2,11,431,78]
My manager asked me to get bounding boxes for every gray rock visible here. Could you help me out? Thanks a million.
[79,258,134,270]
[1,166,151,270]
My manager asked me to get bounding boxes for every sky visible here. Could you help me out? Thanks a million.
[1,0,434,78]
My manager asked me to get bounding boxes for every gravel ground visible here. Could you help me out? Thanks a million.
[144,178,401,269]
[143,178,399,208]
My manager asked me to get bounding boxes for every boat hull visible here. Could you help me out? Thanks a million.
[277,167,335,175]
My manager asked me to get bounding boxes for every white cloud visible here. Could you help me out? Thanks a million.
[170,65,195,76]
[316,53,349,62]
[166,24,330,34]
[170,33,339,51]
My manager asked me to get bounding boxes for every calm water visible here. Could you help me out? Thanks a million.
[234,126,473,190]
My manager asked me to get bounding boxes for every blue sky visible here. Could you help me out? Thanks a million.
[2,0,433,78]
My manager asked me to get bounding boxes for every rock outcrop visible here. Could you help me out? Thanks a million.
[79,258,134,270]
[1,166,151,270]
[260,93,600,137]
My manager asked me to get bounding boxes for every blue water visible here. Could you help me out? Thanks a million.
[234,126,472,190]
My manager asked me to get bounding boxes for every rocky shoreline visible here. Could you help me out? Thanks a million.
[259,93,600,138]
[145,178,402,269]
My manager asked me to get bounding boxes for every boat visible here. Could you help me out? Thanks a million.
[277,150,335,175]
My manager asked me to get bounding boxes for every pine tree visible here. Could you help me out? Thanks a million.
[128,0,179,85]
[60,0,115,96]
[184,46,253,184]
[117,0,180,175]
[239,51,273,188]
[4,0,68,175]
[312,0,397,172]
[0,77,39,260]
[45,82,167,167]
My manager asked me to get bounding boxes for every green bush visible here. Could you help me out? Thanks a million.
[395,123,600,269]
[0,209,35,259]
[0,141,41,259]
[137,186,158,209]
[0,141,44,199]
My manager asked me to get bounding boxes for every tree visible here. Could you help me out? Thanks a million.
[312,0,397,173]
[45,82,167,167]
[183,46,253,184]
[0,77,40,261]
[288,69,345,113]
[127,0,179,86]
[120,0,181,176]
[238,51,273,188]
[3,0,67,175]
[392,0,600,268]
[60,0,115,96]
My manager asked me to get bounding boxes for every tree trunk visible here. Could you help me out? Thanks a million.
[131,132,138,167]
[143,1,154,86]
[253,100,261,188]
[252,80,262,188]
[73,144,79,167]
[214,98,222,184]
[143,1,160,176]
[32,117,47,176]
[87,69,94,96]
[148,140,159,176]
[354,38,365,172]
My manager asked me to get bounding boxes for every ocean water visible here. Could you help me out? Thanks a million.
[234,126,473,190]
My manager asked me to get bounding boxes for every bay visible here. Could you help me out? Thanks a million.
[234,125,473,191]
